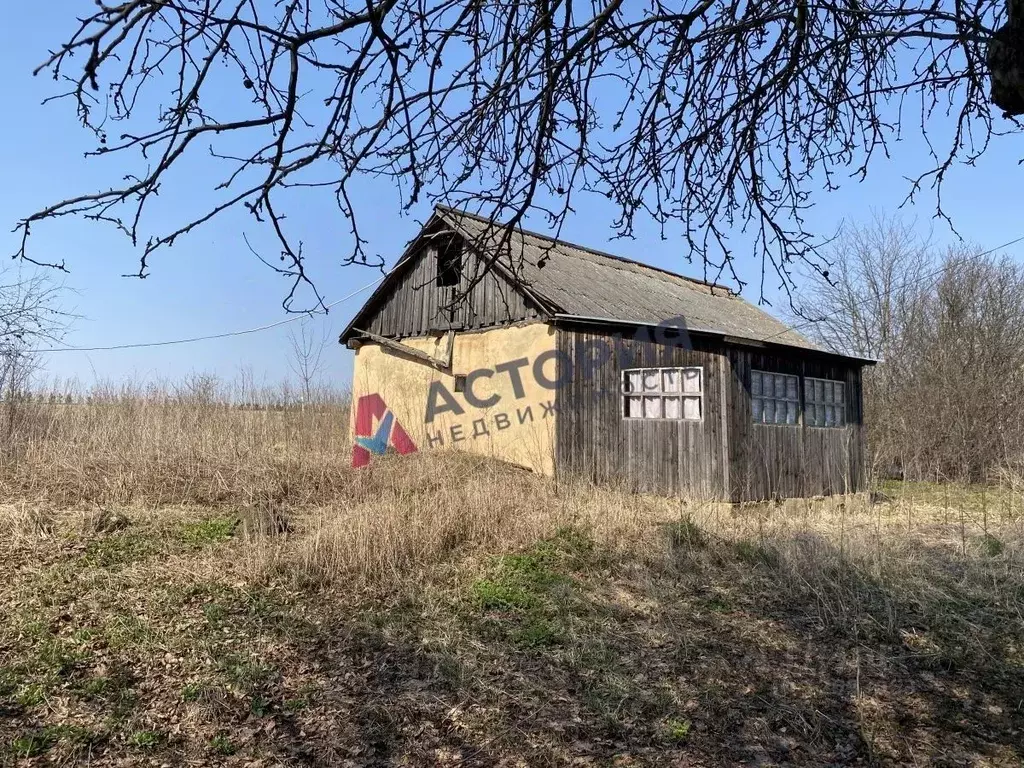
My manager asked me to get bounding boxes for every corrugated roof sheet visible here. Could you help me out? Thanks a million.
[437,207,821,352]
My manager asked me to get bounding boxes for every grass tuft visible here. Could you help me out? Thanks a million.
[128,730,161,749]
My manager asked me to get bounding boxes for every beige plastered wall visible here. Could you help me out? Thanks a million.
[350,322,557,475]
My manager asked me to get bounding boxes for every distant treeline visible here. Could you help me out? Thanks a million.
[794,216,1024,484]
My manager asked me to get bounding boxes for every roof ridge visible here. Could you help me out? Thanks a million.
[435,204,735,294]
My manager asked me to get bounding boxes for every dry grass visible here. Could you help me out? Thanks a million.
[0,391,352,507]
[0,396,1023,765]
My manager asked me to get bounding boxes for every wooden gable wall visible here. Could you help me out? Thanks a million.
[357,236,542,339]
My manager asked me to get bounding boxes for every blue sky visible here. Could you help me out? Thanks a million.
[2,4,1023,391]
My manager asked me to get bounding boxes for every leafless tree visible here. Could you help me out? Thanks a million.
[790,214,933,360]
[794,218,1024,482]
[0,268,68,452]
[12,1,1022,308]
[287,319,329,404]
[909,252,1024,482]
[790,215,934,478]
[0,269,67,390]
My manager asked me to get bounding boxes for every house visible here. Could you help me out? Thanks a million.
[341,206,875,501]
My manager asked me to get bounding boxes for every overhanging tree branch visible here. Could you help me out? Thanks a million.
[13,0,1021,309]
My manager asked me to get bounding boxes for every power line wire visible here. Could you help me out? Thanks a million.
[35,274,386,353]
[763,232,1024,344]
[34,228,1024,354]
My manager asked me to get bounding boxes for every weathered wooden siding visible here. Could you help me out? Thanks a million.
[555,325,730,498]
[725,347,866,501]
[359,238,540,339]
[555,325,868,501]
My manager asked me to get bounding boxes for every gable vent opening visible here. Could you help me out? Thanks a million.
[436,239,462,288]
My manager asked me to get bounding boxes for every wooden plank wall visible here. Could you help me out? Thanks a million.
[555,326,867,501]
[362,238,540,339]
[726,347,866,501]
[555,326,729,499]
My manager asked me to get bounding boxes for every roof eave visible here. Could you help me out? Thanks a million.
[549,313,878,365]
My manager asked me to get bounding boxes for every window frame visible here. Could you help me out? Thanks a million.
[750,369,801,427]
[803,376,847,428]
[620,366,704,422]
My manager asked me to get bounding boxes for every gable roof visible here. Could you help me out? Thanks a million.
[342,206,872,362]
[435,206,820,352]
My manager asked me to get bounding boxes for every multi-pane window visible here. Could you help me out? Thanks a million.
[622,367,702,421]
[805,377,846,427]
[751,370,799,425]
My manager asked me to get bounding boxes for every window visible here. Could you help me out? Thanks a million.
[751,370,799,425]
[436,240,462,287]
[453,374,467,393]
[805,377,846,427]
[622,367,702,420]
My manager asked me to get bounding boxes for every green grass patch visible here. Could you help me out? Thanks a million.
[9,724,98,758]
[665,517,706,550]
[250,695,273,717]
[734,539,781,568]
[77,676,110,697]
[74,670,137,702]
[513,616,563,647]
[82,533,159,569]
[14,682,46,707]
[34,634,90,680]
[10,730,57,759]
[179,517,237,546]
[472,526,593,612]
[181,681,207,702]
[217,653,276,694]
[210,733,237,756]
[128,730,161,749]
[469,529,593,648]
[472,552,564,612]
[202,602,227,624]
[663,717,692,744]
[104,612,157,649]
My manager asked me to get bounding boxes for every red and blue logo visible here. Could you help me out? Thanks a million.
[352,394,418,468]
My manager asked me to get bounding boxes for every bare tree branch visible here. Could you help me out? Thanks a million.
[13,1,1019,308]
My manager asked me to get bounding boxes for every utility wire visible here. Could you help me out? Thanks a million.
[32,229,1024,354]
[35,274,387,353]
[762,232,1024,344]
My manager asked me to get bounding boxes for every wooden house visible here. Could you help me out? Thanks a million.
[341,206,875,501]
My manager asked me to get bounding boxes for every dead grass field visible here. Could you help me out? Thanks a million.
[1,400,1023,766]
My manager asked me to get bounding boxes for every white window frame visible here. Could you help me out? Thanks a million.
[804,376,847,428]
[751,370,801,426]
[621,366,704,422]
